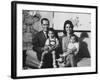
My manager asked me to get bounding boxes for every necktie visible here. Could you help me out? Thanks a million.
[44,32,47,38]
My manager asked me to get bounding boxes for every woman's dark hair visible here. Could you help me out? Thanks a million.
[63,20,74,35]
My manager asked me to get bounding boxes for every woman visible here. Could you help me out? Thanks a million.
[62,20,79,67]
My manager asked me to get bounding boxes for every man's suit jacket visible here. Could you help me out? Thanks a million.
[32,31,47,61]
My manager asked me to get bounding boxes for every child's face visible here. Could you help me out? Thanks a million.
[48,31,54,38]
[70,36,76,43]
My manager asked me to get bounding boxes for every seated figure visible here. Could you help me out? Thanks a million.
[57,34,79,67]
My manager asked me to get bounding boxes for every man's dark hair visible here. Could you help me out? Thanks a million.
[41,18,49,25]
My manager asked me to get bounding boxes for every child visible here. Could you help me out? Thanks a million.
[39,28,59,68]
[57,34,79,67]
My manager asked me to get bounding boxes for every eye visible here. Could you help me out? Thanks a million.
[66,26,69,28]
[66,27,69,28]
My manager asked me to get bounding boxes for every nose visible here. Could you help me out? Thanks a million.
[67,27,70,30]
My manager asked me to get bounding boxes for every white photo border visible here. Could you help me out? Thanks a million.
[11,1,98,79]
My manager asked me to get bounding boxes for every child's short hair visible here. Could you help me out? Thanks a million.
[48,28,55,32]
[48,28,59,39]
[71,34,78,42]
[48,28,55,35]
[41,18,49,25]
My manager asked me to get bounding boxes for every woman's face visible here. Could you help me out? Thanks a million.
[65,24,73,34]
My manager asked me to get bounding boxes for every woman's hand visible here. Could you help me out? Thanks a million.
[67,49,72,53]
[63,49,67,52]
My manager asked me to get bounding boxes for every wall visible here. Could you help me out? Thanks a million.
[23,10,91,54]
[54,12,91,30]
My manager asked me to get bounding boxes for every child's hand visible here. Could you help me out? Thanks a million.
[48,46,52,51]
[60,54,63,57]
[53,64,57,68]
[44,46,49,51]
[56,58,62,62]
[60,54,65,57]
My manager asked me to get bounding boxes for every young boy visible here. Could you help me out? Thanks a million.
[39,28,59,68]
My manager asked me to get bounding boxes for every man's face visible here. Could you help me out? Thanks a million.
[42,20,49,32]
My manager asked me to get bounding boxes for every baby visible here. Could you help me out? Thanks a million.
[57,34,79,67]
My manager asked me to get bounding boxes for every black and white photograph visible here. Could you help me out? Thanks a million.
[23,10,91,69]
[11,1,97,79]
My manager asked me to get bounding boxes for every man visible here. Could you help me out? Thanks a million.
[32,18,49,61]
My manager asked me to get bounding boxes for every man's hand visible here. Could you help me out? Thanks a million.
[43,46,49,51]
[41,47,45,51]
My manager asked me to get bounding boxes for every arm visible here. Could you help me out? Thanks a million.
[74,42,79,55]
[50,38,60,51]
[55,38,59,48]
[62,37,67,52]
[60,49,72,57]
[66,49,72,55]
[32,34,44,53]
[51,51,57,68]
[44,39,50,51]
[70,42,79,55]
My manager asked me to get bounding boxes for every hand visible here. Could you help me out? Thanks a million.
[63,49,67,52]
[56,58,62,62]
[44,46,49,51]
[53,64,57,68]
[60,54,62,57]
[48,46,52,51]
[41,47,44,51]
[38,62,43,69]
[60,54,65,57]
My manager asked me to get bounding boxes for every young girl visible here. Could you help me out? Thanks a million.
[39,28,59,68]
[57,34,79,67]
